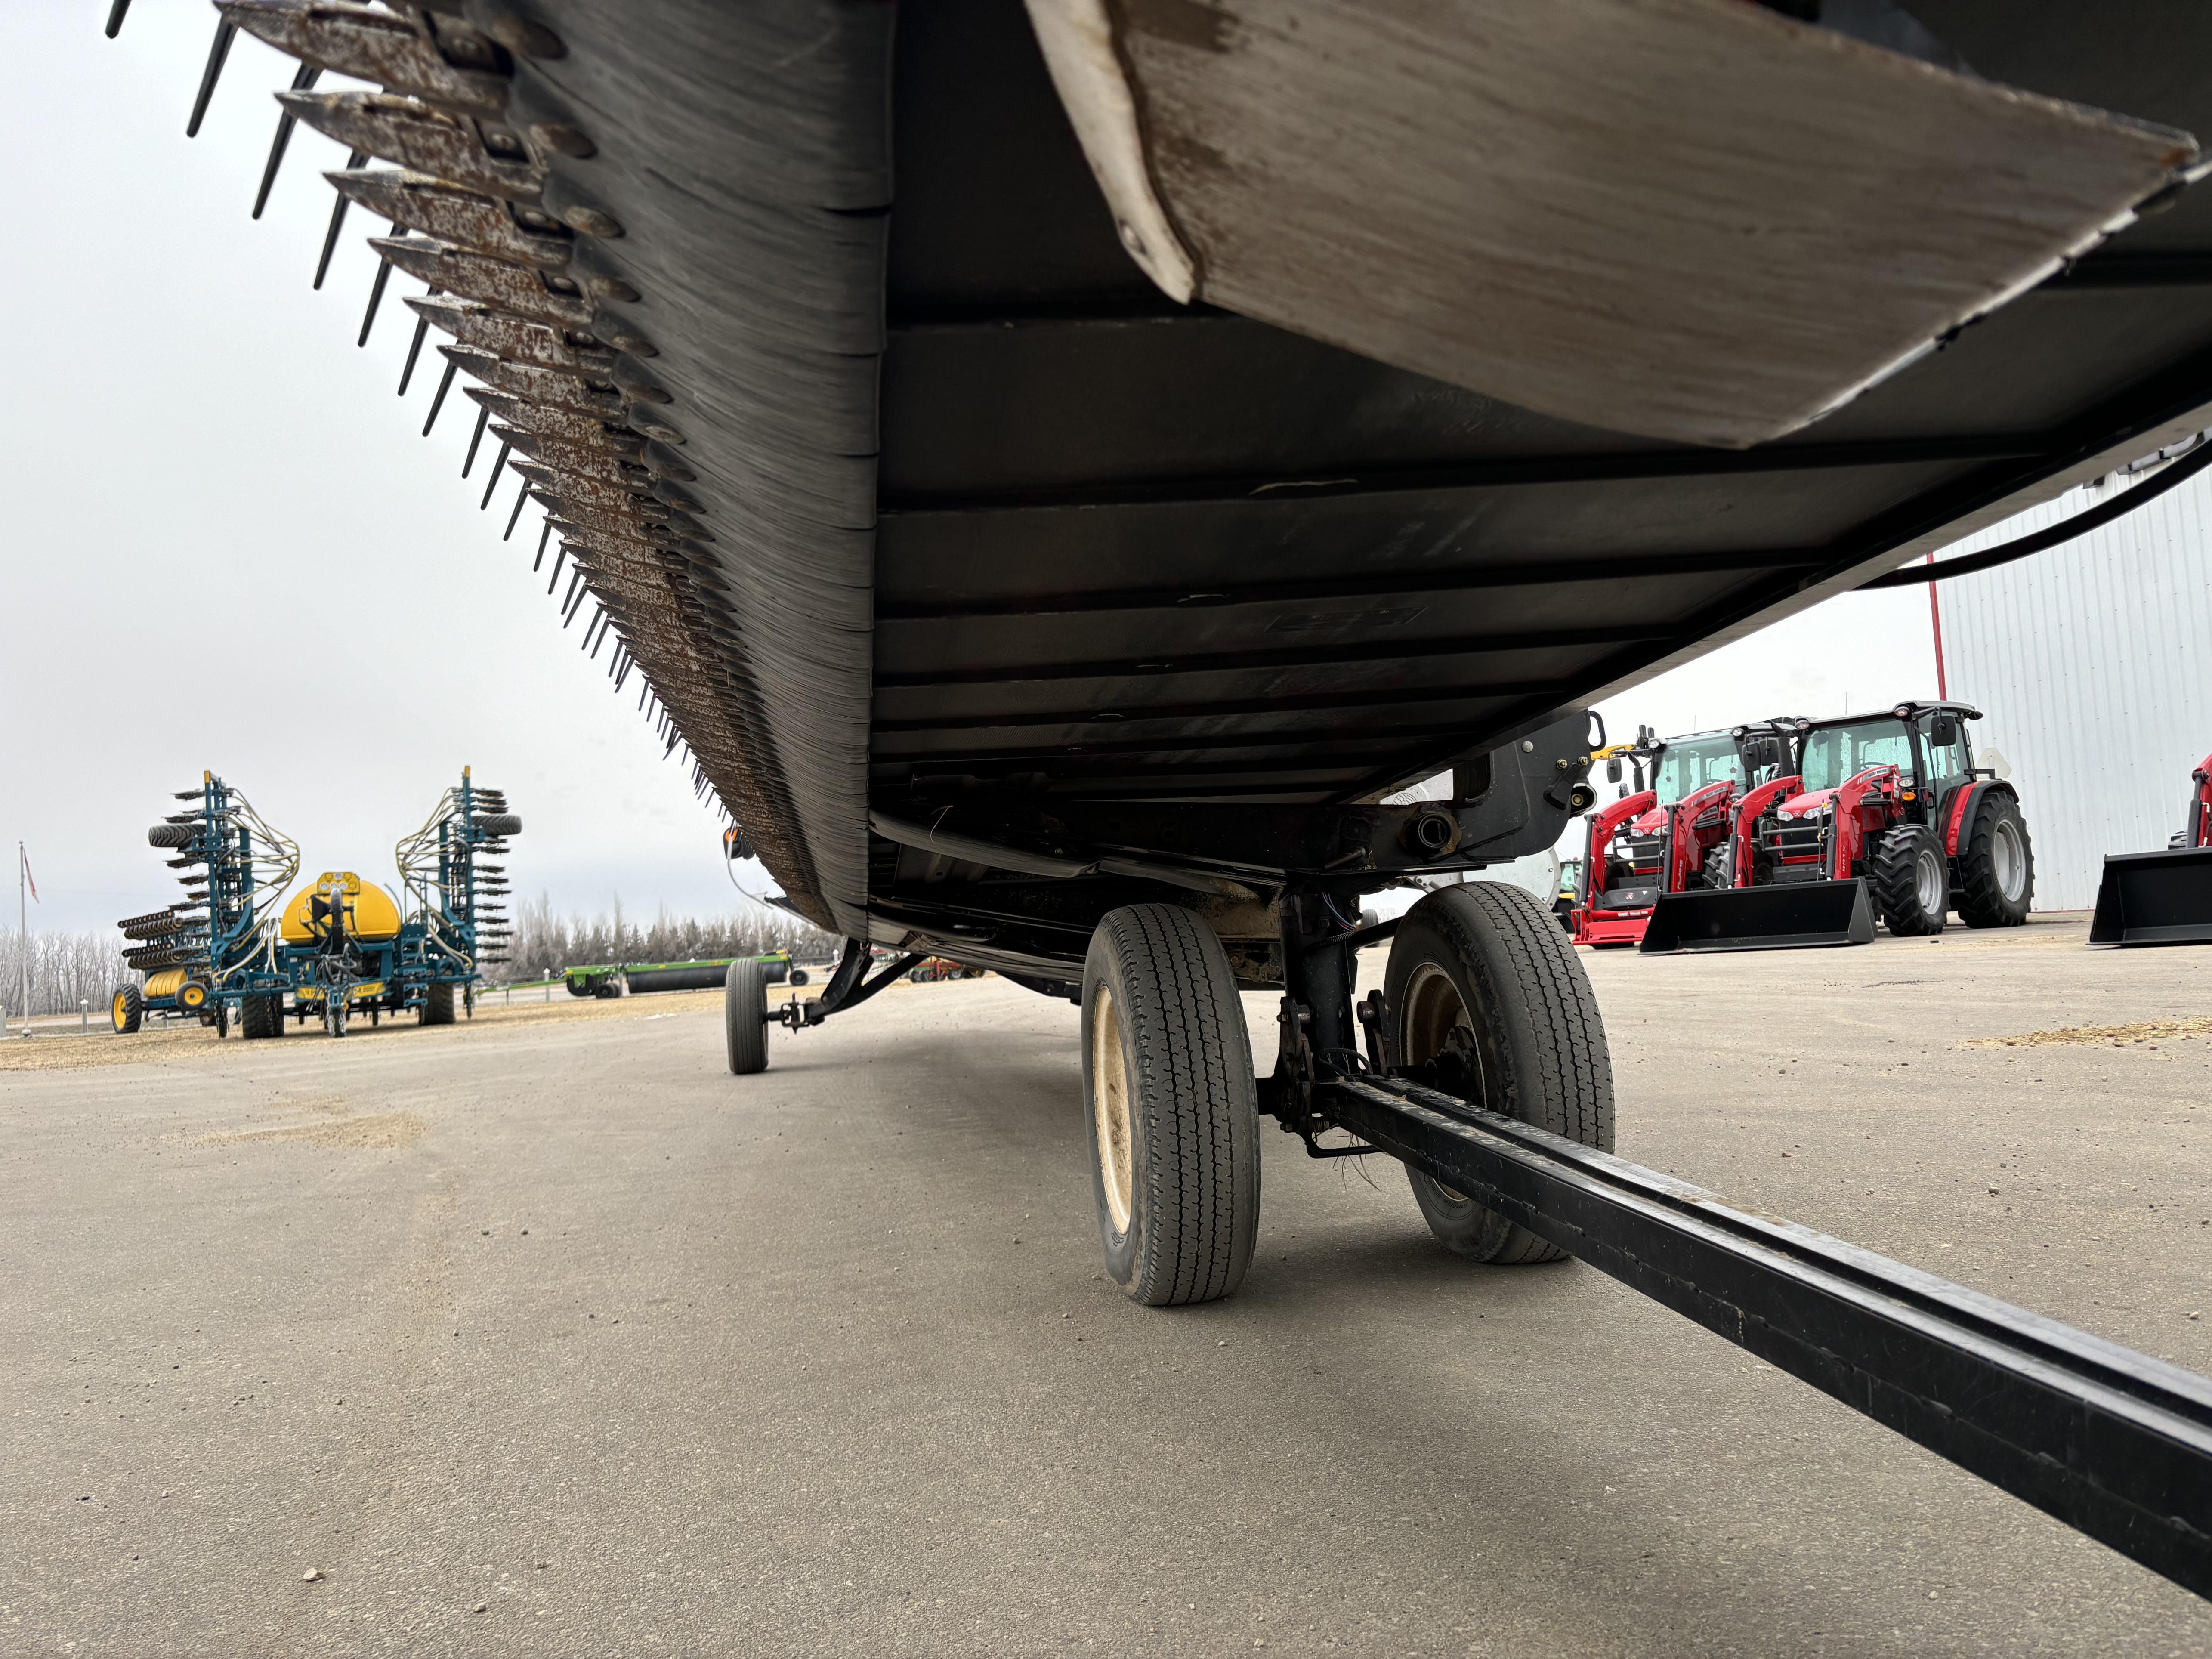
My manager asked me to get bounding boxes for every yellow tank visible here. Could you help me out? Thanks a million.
[280,872,403,944]
[143,967,188,1000]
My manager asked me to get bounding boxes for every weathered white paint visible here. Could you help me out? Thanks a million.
[1022,0,1198,302]
[1940,457,2212,909]
[1031,0,2193,448]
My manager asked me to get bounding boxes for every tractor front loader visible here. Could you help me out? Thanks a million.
[1572,720,1798,947]
[2090,748,2212,945]
[1645,702,2032,952]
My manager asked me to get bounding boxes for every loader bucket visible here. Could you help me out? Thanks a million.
[2088,847,2212,945]
[1640,879,1876,953]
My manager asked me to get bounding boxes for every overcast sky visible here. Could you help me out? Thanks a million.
[5,1,1942,936]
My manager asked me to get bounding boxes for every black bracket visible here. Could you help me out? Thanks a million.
[771,939,926,1031]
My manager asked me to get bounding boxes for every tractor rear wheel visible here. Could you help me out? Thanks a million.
[421,983,456,1026]
[1081,904,1260,1306]
[111,985,143,1035]
[1871,825,1947,936]
[725,958,768,1074]
[1701,843,1734,891]
[1956,794,2033,928]
[1387,884,1613,1264]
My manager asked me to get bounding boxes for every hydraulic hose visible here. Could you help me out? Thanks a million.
[1859,437,2212,589]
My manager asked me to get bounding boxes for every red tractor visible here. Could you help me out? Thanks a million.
[2090,748,2212,945]
[1572,720,1800,947]
[1645,701,2032,951]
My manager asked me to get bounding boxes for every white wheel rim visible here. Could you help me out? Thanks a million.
[1091,986,1134,1233]
[1400,963,1480,1202]
[1993,818,2026,902]
[1917,844,1946,915]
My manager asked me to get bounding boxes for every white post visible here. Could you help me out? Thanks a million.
[80,999,87,1035]
[16,843,26,1029]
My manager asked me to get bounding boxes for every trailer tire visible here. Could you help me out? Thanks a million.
[725,958,768,1075]
[1872,825,1947,936]
[240,994,282,1040]
[421,983,456,1026]
[111,985,143,1035]
[1956,793,2033,928]
[1082,905,1260,1307]
[1387,883,1613,1264]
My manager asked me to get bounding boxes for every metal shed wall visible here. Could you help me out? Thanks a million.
[1940,460,2212,910]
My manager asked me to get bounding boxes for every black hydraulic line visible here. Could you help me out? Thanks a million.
[312,148,366,288]
[1858,439,2212,589]
[421,360,457,435]
[1317,1069,2212,1599]
[104,0,131,37]
[185,18,235,138]
[252,65,321,221]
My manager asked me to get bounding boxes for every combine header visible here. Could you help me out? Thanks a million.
[1644,703,2032,952]
[2090,748,2212,945]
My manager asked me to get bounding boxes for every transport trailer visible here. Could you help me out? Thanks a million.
[124,0,2212,1597]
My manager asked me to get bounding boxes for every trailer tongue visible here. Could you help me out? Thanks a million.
[1314,1062,2212,1598]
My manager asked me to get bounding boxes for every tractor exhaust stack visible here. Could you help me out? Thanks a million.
[1640,878,1875,953]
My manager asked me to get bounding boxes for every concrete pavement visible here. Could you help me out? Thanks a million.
[3,916,2209,1656]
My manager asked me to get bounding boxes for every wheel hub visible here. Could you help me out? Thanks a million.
[1993,817,2027,902]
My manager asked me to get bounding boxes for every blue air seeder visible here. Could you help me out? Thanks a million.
[112,769,519,1038]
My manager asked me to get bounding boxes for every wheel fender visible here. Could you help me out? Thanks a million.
[1944,779,2017,857]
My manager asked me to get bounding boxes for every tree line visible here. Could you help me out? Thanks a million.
[0,930,134,1018]
[0,895,831,1015]
[494,893,833,983]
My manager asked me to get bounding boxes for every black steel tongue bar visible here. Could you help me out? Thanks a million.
[1316,1067,2212,1600]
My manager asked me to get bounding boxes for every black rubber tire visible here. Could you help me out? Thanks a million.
[1702,842,1734,892]
[421,982,456,1026]
[725,958,768,1075]
[1386,884,1614,1264]
[788,968,809,988]
[1081,904,1260,1307]
[111,985,143,1035]
[1870,824,1947,936]
[1955,792,2034,928]
[240,994,281,1040]
[147,823,193,849]
[473,813,523,837]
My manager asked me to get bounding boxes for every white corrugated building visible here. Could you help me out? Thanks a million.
[1938,451,2212,910]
